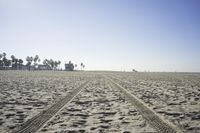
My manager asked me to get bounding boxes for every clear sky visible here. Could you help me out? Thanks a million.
[0,0,200,72]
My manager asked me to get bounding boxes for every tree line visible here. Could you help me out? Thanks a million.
[0,52,85,71]
[0,52,61,70]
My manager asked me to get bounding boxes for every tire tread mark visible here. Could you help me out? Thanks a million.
[12,81,89,133]
[108,78,183,133]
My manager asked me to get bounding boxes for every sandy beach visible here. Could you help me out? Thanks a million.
[0,71,200,133]
[38,77,156,133]
[110,72,200,133]
[0,71,87,133]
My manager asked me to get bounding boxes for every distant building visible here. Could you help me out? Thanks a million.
[65,61,74,71]
[38,65,51,70]
[26,65,35,71]
[20,65,28,70]
[0,65,4,70]
[0,66,11,70]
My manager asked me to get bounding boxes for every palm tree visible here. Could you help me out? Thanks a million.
[54,60,57,70]
[73,64,78,70]
[2,52,6,58]
[18,59,23,70]
[53,60,61,70]
[0,54,3,69]
[49,59,54,70]
[43,59,48,65]
[2,53,7,69]
[54,61,60,70]
[43,59,50,70]
[33,55,39,69]
[0,54,2,60]
[26,56,33,71]
[43,59,47,69]
[1,53,11,70]
[4,59,11,69]
[10,55,19,70]
[80,62,85,70]
[83,64,85,69]
[14,58,19,70]
[11,55,15,69]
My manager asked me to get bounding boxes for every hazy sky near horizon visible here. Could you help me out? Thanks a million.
[1,0,200,72]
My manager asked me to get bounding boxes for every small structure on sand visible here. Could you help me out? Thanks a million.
[65,61,74,71]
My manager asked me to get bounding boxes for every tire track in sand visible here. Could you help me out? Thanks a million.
[12,81,90,133]
[108,77,183,133]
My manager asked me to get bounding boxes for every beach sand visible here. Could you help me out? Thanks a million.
[0,71,200,133]
[38,77,156,133]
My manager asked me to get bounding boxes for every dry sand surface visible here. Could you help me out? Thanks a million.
[0,71,88,133]
[38,77,156,133]
[0,71,200,133]
[109,72,200,133]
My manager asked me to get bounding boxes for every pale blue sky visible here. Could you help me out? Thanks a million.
[0,0,200,72]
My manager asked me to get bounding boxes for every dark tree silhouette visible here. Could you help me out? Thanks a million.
[14,58,19,70]
[74,64,77,70]
[2,53,7,69]
[11,55,16,69]
[33,55,39,69]
[18,59,23,70]
[0,54,3,68]
[54,60,61,70]
[0,52,69,71]
[10,55,19,70]
[0,53,11,70]
[4,59,11,69]
[2,52,6,58]
[26,56,33,71]
[49,59,54,70]
[43,59,52,70]
[43,59,48,66]
[80,62,85,70]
